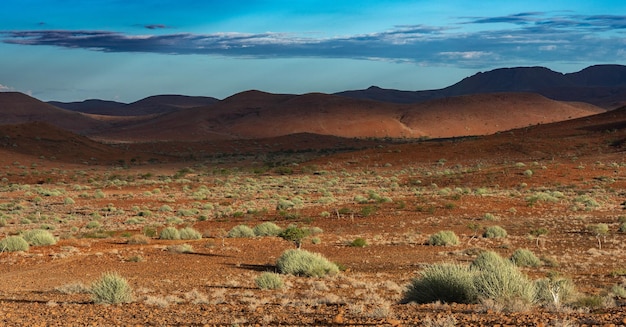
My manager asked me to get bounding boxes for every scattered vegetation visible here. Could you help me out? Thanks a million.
[276,249,339,277]
[255,272,284,290]
[427,230,459,246]
[90,272,133,304]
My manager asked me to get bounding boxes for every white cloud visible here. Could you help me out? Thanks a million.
[439,51,492,59]
[0,84,15,92]
[539,45,557,51]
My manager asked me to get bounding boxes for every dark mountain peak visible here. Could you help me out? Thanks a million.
[566,64,626,87]
[129,94,218,108]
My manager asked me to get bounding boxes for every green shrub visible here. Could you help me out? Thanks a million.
[179,227,202,240]
[349,237,368,247]
[471,251,535,305]
[428,230,459,246]
[276,249,339,277]
[21,229,57,246]
[403,263,477,304]
[484,226,507,238]
[0,236,29,252]
[279,225,310,248]
[227,225,255,238]
[253,222,283,237]
[255,272,284,290]
[619,222,626,233]
[127,234,150,245]
[167,244,194,253]
[534,276,577,307]
[510,249,541,267]
[86,221,101,229]
[159,227,180,240]
[90,272,133,304]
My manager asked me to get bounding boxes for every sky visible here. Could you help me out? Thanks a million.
[1,0,626,102]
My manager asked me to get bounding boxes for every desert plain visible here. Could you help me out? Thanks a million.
[0,71,625,326]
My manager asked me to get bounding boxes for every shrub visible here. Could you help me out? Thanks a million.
[349,237,368,247]
[484,226,507,238]
[159,227,180,240]
[255,272,284,290]
[471,251,536,305]
[0,236,29,252]
[179,227,202,240]
[279,225,310,248]
[227,225,255,238]
[167,244,194,253]
[510,249,541,267]
[620,222,626,233]
[127,234,150,245]
[253,222,283,237]
[428,230,459,246]
[403,263,477,304]
[276,249,339,277]
[534,276,577,307]
[90,272,133,304]
[21,229,57,246]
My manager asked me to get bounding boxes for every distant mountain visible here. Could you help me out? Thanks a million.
[90,91,603,142]
[49,95,219,116]
[337,65,626,109]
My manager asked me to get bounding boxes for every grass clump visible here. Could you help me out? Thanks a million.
[471,251,536,305]
[534,274,577,307]
[403,263,477,304]
[21,229,57,246]
[484,226,507,238]
[159,227,180,240]
[276,249,339,277]
[179,227,202,240]
[510,248,541,267]
[0,235,29,252]
[227,224,255,238]
[90,272,133,304]
[255,272,284,290]
[253,222,283,237]
[279,225,310,248]
[427,230,459,246]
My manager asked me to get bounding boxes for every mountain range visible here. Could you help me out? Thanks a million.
[0,64,624,143]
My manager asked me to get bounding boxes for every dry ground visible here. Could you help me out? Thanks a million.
[0,112,625,326]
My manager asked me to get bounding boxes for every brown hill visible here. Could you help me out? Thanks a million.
[49,94,219,116]
[0,122,133,164]
[0,92,106,133]
[90,91,603,142]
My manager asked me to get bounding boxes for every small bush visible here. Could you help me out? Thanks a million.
[127,234,150,245]
[167,244,194,253]
[619,222,626,233]
[403,263,477,304]
[276,249,339,277]
[349,237,368,247]
[21,229,57,246]
[159,227,180,240]
[90,272,133,304]
[510,249,541,267]
[179,227,202,240]
[255,272,284,290]
[0,236,29,252]
[428,230,459,246]
[471,251,536,305]
[484,226,507,238]
[227,225,255,238]
[279,225,310,248]
[534,276,577,307]
[253,222,283,237]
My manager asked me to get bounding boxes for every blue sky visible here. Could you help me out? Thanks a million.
[1,0,625,102]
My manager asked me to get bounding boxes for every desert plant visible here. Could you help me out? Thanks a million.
[587,223,609,249]
[253,222,283,237]
[510,248,541,267]
[159,227,180,240]
[471,251,536,305]
[179,227,202,240]
[484,226,507,238]
[276,249,339,277]
[167,244,194,253]
[349,237,368,247]
[227,224,255,238]
[127,234,150,245]
[279,225,310,248]
[21,229,57,246]
[427,230,459,246]
[0,235,29,252]
[90,272,133,304]
[255,272,284,290]
[534,274,577,307]
[403,263,477,304]
[529,228,549,247]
